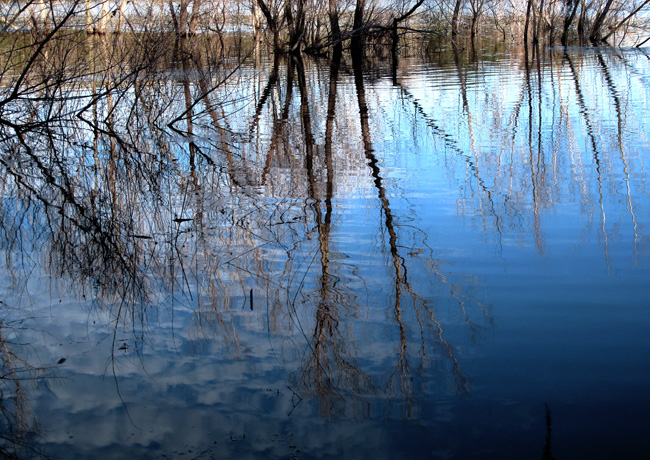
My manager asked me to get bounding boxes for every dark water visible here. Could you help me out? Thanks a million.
[1,40,650,459]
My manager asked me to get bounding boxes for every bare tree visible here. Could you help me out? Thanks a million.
[451,0,465,38]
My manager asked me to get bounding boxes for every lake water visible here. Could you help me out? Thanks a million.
[1,39,650,459]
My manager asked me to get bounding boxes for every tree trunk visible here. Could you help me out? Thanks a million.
[252,0,263,41]
[96,1,107,34]
[351,0,366,52]
[561,0,580,46]
[392,0,425,53]
[451,0,462,38]
[114,0,130,33]
[189,0,205,35]
[179,0,189,35]
[534,0,544,44]
[523,0,532,45]
[288,0,305,52]
[85,0,93,33]
[577,0,587,41]
[256,0,283,53]
[328,0,341,43]
[590,0,615,42]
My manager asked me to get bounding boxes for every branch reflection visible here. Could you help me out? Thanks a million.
[0,33,647,442]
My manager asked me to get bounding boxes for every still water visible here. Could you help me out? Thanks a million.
[1,40,650,459]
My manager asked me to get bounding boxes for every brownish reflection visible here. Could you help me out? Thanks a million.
[294,48,373,417]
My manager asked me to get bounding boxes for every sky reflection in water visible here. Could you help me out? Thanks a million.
[1,41,650,459]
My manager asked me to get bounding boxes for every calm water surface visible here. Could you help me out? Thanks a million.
[1,42,650,459]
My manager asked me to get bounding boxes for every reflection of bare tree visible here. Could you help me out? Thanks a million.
[416,46,648,267]
[229,50,482,414]
[0,31,249,344]
[564,50,610,266]
[3,31,645,441]
[594,49,641,256]
[523,45,545,253]
[452,45,506,251]
[354,50,416,400]
[352,49,470,405]
[294,49,374,416]
[388,66,502,329]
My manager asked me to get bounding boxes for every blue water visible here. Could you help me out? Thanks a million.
[1,44,650,459]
